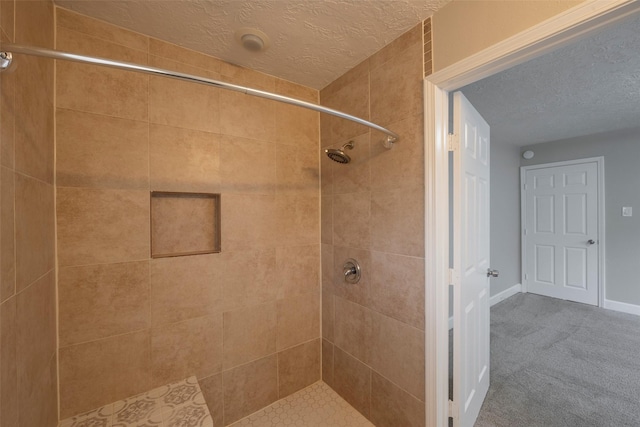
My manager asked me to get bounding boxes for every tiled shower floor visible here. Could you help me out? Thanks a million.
[59,378,371,427]
[229,381,374,427]
[58,376,213,427]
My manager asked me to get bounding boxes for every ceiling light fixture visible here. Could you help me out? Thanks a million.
[235,28,271,53]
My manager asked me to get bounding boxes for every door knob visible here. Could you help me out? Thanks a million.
[587,239,596,245]
[487,268,499,278]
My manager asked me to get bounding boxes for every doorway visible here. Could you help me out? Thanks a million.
[424,2,640,426]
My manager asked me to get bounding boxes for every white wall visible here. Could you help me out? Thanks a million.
[521,126,640,306]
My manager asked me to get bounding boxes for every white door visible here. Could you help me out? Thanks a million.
[452,92,491,427]
[522,159,601,306]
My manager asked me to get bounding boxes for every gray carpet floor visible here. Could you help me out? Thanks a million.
[474,293,640,427]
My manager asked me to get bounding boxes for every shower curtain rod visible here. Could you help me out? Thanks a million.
[0,44,399,146]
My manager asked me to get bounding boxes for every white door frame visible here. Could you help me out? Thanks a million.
[423,1,640,426]
[520,157,605,307]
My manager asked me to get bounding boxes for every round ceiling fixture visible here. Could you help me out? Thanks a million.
[235,28,271,53]
[522,150,535,160]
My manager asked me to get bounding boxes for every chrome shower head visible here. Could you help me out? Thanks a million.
[325,141,354,164]
[326,149,350,164]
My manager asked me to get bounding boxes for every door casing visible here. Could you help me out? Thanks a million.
[423,2,640,426]
[520,157,605,307]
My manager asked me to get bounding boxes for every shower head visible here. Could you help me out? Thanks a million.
[326,149,350,164]
[325,141,354,164]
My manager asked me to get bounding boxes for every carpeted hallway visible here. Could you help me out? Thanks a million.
[475,293,640,427]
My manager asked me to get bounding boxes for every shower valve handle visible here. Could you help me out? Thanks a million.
[344,266,357,277]
[343,259,361,284]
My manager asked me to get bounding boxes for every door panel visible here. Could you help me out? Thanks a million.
[564,194,586,234]
[565,247,587,288]
[524,161,599,305]
[534,173,555,189]
[535,245,555,284]
[535,195,554,233]
[564,170,586,186]
[453,92,491,427]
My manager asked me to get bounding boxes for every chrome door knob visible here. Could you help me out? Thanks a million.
[487,269,499,278]
[587,239,596,245]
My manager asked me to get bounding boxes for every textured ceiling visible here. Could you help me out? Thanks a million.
[54,0,447,89]
[460,13,640,147]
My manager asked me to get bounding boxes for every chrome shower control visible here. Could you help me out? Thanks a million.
[0,52,12,71]
[343,258,361,284]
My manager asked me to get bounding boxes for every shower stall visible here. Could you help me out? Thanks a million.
[0,2,427,426]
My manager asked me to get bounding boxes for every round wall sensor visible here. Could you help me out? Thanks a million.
[235,28,271,53]
[522,150,535,160]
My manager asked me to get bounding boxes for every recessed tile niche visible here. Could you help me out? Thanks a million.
[150,191,221,258]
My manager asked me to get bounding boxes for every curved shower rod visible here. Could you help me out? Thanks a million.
[0,44,398,147]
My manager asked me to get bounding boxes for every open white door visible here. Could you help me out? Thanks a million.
[452,92,491,427]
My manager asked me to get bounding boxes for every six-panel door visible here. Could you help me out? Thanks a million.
[524,161,599,305]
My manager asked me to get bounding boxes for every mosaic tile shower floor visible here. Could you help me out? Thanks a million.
[229,382,374,427]
[59,378,372,427]
[58,376,213,427]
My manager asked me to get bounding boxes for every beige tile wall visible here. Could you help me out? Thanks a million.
[0,1,58,426]
[320,23,427,427]
[54,8,321,425]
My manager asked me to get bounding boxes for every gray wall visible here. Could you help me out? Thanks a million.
[521,126,640,306]
[490,141,522,296]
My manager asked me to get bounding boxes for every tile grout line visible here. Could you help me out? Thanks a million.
[369,367,373,420]
[60,267,320,348]
[14,268,54,297]
[146,47,153,390]
[421,19,425,78]
[13,167,54,188]
[316,100,323,393]
[221,336,321,376]
[276,349,281,401]
[221,288,226,427]
[7,4,17,426]
[53,5,61,422]
[335,339,427,404]
[333,293,426,333]
[55,104,321,149]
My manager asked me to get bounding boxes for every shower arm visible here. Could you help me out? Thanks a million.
[0,44,399,147]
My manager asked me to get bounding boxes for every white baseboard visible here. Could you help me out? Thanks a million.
[490,283,522,307]
[603,299,640,316]
[448,283,522,329]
